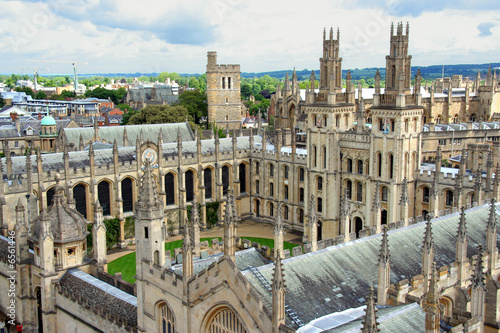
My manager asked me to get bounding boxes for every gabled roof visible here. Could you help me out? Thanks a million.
[244,203,498,328]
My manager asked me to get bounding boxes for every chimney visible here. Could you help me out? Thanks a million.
[10,112,17,122]
[38,112,42,121]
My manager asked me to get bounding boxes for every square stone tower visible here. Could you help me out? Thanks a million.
[206,51,241,129]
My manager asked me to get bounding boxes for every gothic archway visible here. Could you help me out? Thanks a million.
[202,305,247,333]
[158,302,175,333]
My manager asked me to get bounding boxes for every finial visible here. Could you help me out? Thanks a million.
[361,286,379,333]
[487,198,497,231]
[423,215,434,250]
[379,226,390,264]
[473,244,486,290]
[457,206,467,242]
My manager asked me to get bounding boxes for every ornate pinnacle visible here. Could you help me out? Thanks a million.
[224,187,237,226]
[308,195,317,226]
[272,249,286,290]
[191,195,200,226]
[371,182,381,211]
[379,227,390,264]
[399,177,409,206]
[340,187,350,217]
[457,206,467,242]
[430,172,439,199]
[274,202,284,234]
[423,216,434,251]
[472,245,486,291]
[487,198,497,232]
[139,159,159,208]
[361,286,379,333]
[423,262,440,314]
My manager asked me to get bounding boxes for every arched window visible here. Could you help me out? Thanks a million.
[357,182,363,202]
[46,187,55,207]
[313,146,317,167]
[204,168,212,199]
[204,307,246,333]
[355,217,363,237]
[284,165,289,179]
[222,165,230,196]
[446,190,454,206]
[469,114,475,122]
[165,173,175,205]
[284,205,289,220]
[388,153,394,179]
[154,250,159,265]
[317,176,323,191]
[422,187,430,203]
[299,209,304,224]
[73,184,87,218]
[269,164,274,177]
[357,160,363,174]
[255,161,260,175]
[284,185,289,200]
[317,197,323,213]
[323,146,327,168]
[346,180,352,199]
[255,180,260,195]
[122,178,133,213]
[299,167,305,182]
[185,170,194,202]
[347,158,353,173]
[381,209,388,225]
[239,163,247,193]
[269,202,274,216]
[159,303,175,333]
[270,183,274,197]
[98,181,111,215]
[377,152,382,177]
[299,188,304,202]
[381,186,388,202]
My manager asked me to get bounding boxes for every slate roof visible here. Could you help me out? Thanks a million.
[243,203,500,328]
[2,135,262,175]
[59,268,137,327]
[171,247,270,275]
[0,125,20,138]
[62,122,194,147]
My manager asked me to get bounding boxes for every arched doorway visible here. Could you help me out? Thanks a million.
[381,209,388,225]
[122,178,133,213]
[98,181,111,215]
[355,217,363,237]
[73,184,87,219]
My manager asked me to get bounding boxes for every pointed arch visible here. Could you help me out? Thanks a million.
[201,303,248,333]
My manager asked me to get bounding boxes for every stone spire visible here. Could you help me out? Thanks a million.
[399,177,409,205]
[223,187,237,261]
[272,249,286,333]
[423,262,440,333]
[473,245,486,290]
[456,206,468,287]
[340,187,351,241]
[93,199,107,266]
[308,194,318,251]
[123,127,128,145]
[371,181,381,211]
[486,198,497,272]
[474,167,483,204]
[361,286,379,333]
[190,195,201,257]
[274,202,284,259]
[15,198,29,263]
[378,226,390,305]
[183,211,194,280]
[422,216,434,293]
[471,245,487,322]
[138,159,160,209]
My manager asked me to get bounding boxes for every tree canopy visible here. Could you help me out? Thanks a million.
[0,95,4,108]
[35,91,47,100]
[14,87,35,98]
[176,90,207,125]
[127,105,197,131]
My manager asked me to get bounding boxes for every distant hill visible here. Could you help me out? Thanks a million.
[47,62,500,81]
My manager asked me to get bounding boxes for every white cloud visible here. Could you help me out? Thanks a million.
[0,0,499,76]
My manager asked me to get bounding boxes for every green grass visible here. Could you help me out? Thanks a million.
[108,237,300,283]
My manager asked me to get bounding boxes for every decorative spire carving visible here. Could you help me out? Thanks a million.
[399,177,409,205]
[473,245,486,291]
[371,181,381,211]
[361,286,379,333]
[457,206,467,242]
[423,216,434,251]
[423,262,441,317]
[340,187,350,217]
[275,202,284,234]
[308,195,317,227]
[487,198,497,232]
[138,159,160,208]
[379,226,390,264]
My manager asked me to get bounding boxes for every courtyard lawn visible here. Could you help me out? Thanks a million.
[108,237,301,283]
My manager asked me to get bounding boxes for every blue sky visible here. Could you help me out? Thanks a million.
[0,0,498,75]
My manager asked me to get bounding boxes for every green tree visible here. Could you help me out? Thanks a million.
[188,77,200,90]
[241,83,252,99]
[121,110,139,125]
[249,99,270,117]
[176,90,207,125]
[85,87,119,104]
[14,87,35,98]
[251,83,262,96]
[61,90,77,99]
[128,105,197,131]
[117,103,133,113]
[116,87,127,102]
[35,91,47,100]
[44,79,56,87]
[0,95,4,108]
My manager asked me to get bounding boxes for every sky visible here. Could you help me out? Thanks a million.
[0,0,498,76]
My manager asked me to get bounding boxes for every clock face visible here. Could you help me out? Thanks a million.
[142,148,157,166]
